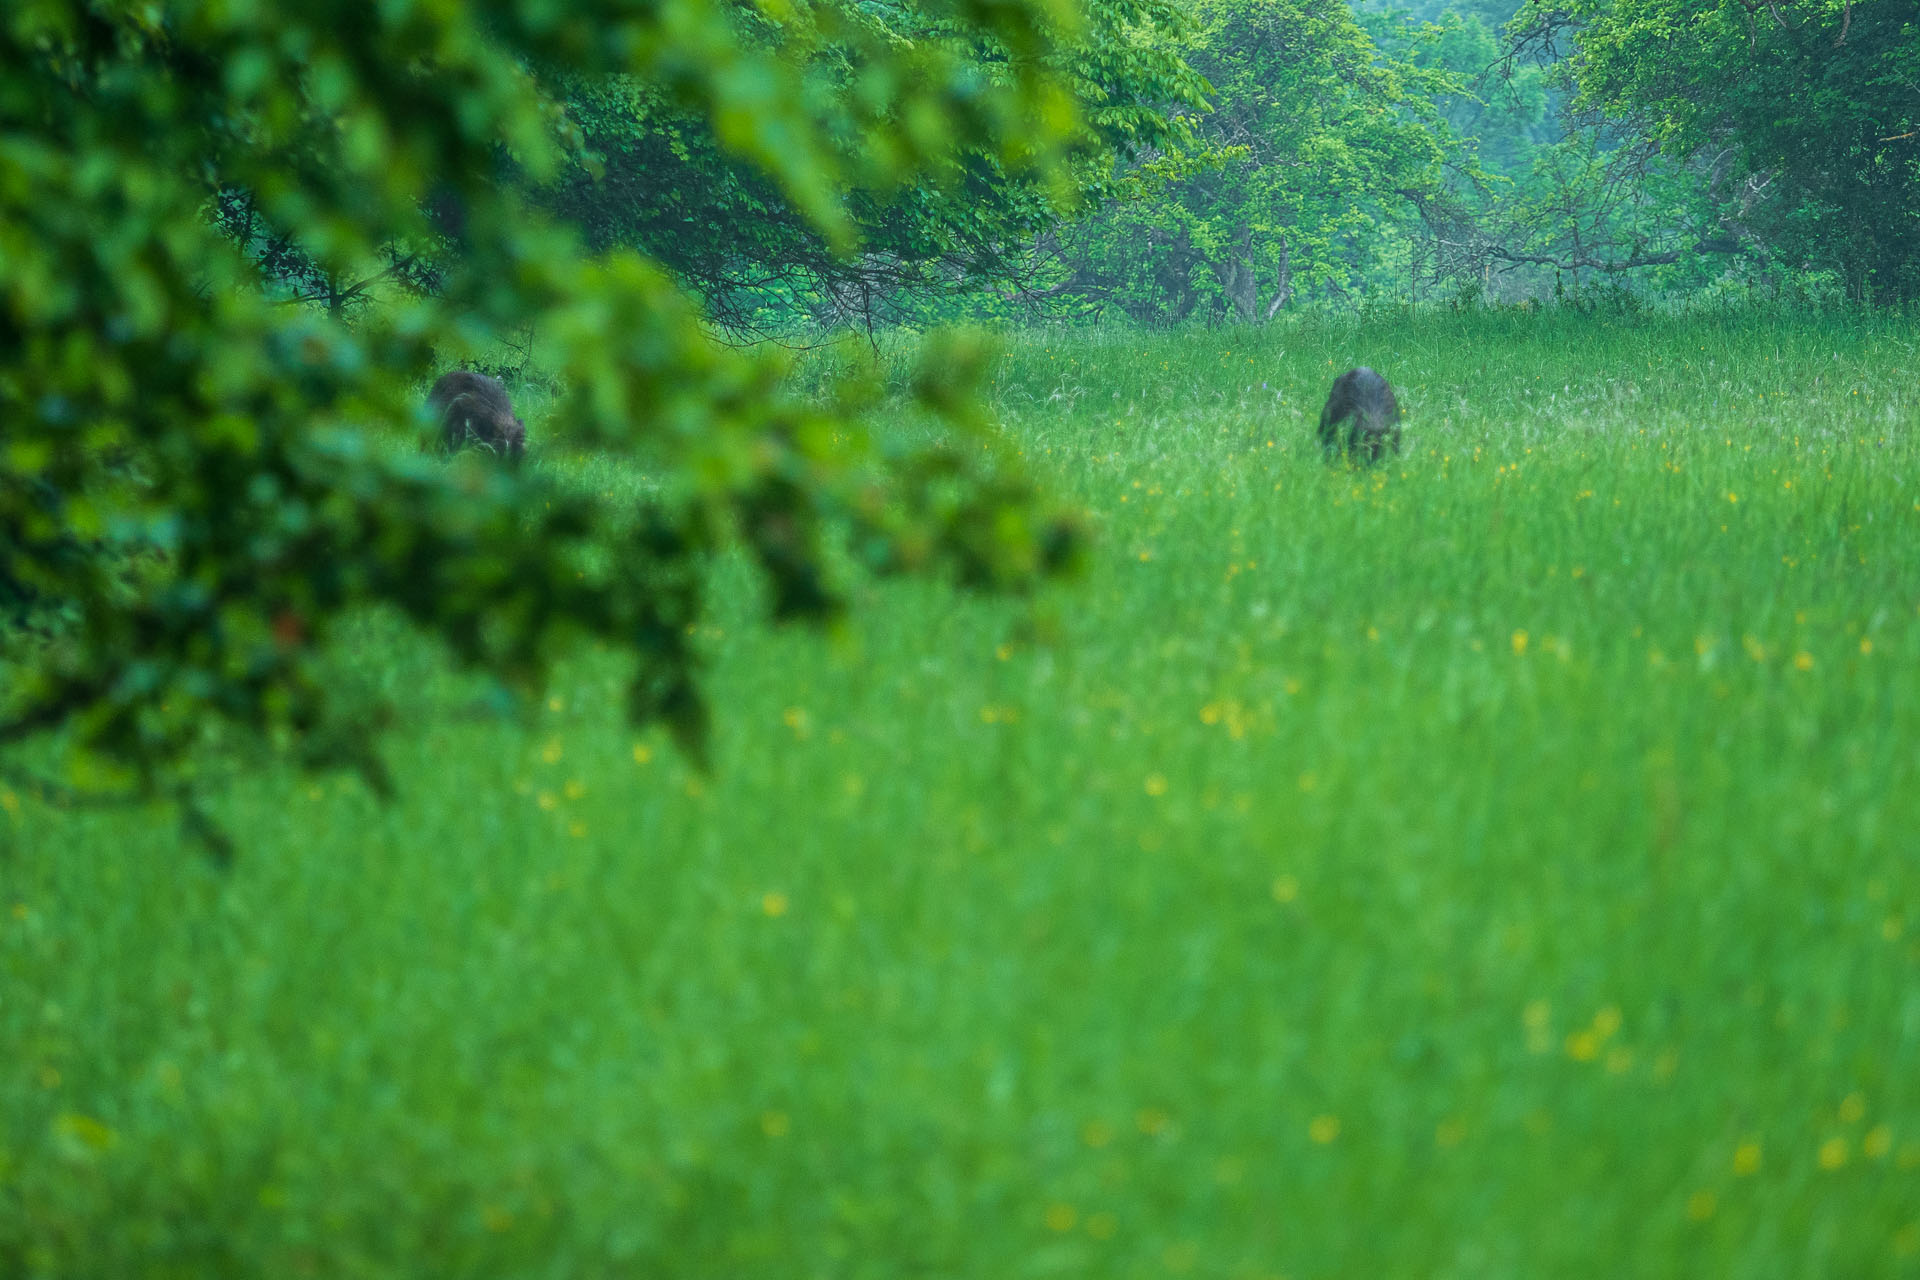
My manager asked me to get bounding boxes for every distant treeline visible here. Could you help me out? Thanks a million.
[224,0,1918,328]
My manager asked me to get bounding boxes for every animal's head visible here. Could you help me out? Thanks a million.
[466,406,525,462]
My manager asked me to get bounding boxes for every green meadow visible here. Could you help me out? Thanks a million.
[5,309,1919,1277]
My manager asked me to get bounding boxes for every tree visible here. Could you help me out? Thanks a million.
[0,0,1143,836]
[1526,0,1920,301]
[542,0,1209,334]
[1035,0,1467,322]
[1355,2,1739,304]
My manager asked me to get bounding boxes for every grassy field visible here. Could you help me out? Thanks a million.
[4,309,1919,1277]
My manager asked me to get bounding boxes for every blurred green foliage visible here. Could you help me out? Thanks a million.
[0,0,1136,817]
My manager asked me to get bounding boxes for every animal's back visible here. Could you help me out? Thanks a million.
[1318,366,1402,464]
[428,370,513,418]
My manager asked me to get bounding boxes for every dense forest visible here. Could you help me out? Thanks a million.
[217,0,1920,331]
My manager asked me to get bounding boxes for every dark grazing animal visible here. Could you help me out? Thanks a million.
[427,370,526,462]
[1317,367,1402,466]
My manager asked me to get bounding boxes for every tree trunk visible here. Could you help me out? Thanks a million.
[1265,237,1293,319]
[1209,225,1259,322]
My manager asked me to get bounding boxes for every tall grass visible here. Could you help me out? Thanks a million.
[4,310,1918,1278]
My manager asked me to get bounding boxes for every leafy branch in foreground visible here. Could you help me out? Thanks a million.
[0,0,1112,820]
